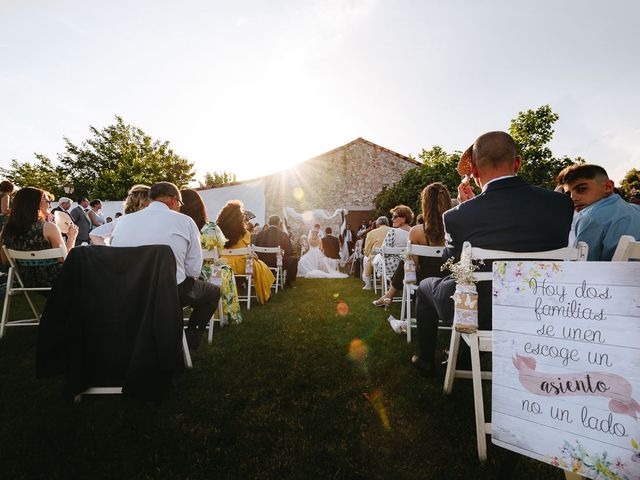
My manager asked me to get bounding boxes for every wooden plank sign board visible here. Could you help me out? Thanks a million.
[491,261,640,480]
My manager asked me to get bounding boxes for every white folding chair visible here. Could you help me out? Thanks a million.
[220,246,253,310]
[201,247,227,343]
[77,332,192,401]
[349,239,363,275]
[443,240,589,461]
[400,243,448,343]
[0,245,67,338]
[251,245,284,292]
[371,247,383,294]
[612,235,640,261]
[379,245,405,298]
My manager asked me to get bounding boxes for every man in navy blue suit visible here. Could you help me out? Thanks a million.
[411,131,574,376]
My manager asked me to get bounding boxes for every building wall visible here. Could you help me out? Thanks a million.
[263,139,417,227]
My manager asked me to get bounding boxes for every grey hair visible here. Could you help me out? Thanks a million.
[376,216,389,226]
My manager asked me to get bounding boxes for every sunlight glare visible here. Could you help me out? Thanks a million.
[336,300,349,316]
[292,187,305,201]
[348,338,367,363]
[364,390,391,431]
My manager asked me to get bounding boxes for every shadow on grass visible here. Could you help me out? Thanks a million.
[0,278,562,479]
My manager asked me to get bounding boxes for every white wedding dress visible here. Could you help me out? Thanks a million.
[297,237,348,279]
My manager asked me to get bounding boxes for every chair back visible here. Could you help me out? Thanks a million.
[379,245,405,256]
[220,247,251,257]
[3,245,68,287]
[612,235,640,261]
[462,241,589,282]
[251,245,283,259]
[405,242,444,258]
[202,246,219,260]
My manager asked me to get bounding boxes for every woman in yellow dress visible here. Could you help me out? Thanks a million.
[216,200,275,304]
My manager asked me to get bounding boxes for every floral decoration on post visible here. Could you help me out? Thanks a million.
[401,250,416,284]
[201,222,227,251]
[200,222,229,283]
[441,255,481,333]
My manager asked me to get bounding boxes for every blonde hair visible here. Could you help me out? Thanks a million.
[390,204,414,225]
[123,184,150,214]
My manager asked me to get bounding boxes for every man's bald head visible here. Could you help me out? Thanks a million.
[473,131,518,172]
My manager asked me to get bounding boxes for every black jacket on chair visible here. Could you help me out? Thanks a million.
[37,245,185,401]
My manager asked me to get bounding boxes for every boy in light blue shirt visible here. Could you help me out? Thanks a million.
[557,164,640,260]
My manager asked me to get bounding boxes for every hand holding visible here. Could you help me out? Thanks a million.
[457,176,476,203]
[67,223,79,239]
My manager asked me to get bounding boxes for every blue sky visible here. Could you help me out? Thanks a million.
[1,0,638,183]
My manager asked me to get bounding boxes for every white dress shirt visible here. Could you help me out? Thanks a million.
[111,201,203,284]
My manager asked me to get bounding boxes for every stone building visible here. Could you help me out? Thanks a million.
[263,137,419,229]
[196,137,419,235]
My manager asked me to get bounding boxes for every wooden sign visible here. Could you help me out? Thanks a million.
[491,261,640,480]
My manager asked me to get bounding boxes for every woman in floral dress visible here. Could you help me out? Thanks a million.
[181,189,242,323]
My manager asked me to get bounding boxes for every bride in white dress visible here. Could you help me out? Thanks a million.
[297,231,348,279]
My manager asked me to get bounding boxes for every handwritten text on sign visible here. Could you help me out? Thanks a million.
[491,262,640,480]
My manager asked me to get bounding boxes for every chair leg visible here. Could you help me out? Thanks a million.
[246,276,252,310]
[443,330,461,394]
[404,287,412,343]
[23,291,40,321]
[470,333,487,461]
[274,269,279,294]
[182,331,193,368]
[0,270,12,338]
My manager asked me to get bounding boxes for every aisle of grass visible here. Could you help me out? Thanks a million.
[0,278,561,479]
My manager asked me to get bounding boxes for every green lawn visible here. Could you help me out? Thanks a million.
[0,278,562,479]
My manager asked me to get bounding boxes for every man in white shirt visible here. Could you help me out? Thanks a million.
[111,182,220,350]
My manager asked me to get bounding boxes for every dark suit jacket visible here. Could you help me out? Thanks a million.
[321,234,341,259]
[51,206,72,220]
[432,176,574,329]
[443,176,574,260]
[37,245,185,401]
[254,227,293,267]
[69,205,91,244]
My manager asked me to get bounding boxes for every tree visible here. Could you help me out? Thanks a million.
[202,171,237,188]
[2,116,195,200]
[373,147,460,217]
[509,105,581,188]
[373,105,584,216]
[1,154,67,198]
[619,168,640,199]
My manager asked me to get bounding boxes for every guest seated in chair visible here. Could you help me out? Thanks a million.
[373,204,413,287]
[0,187,79,288]
[373,183,451,307]
[556,163,640,261]
[180,188,242,324]
[411,132,574,377]
[89,184,150,246]
[361,216,390,290]
[254,214,298,287]
[216,200,275,304]
[111,182,220,351]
